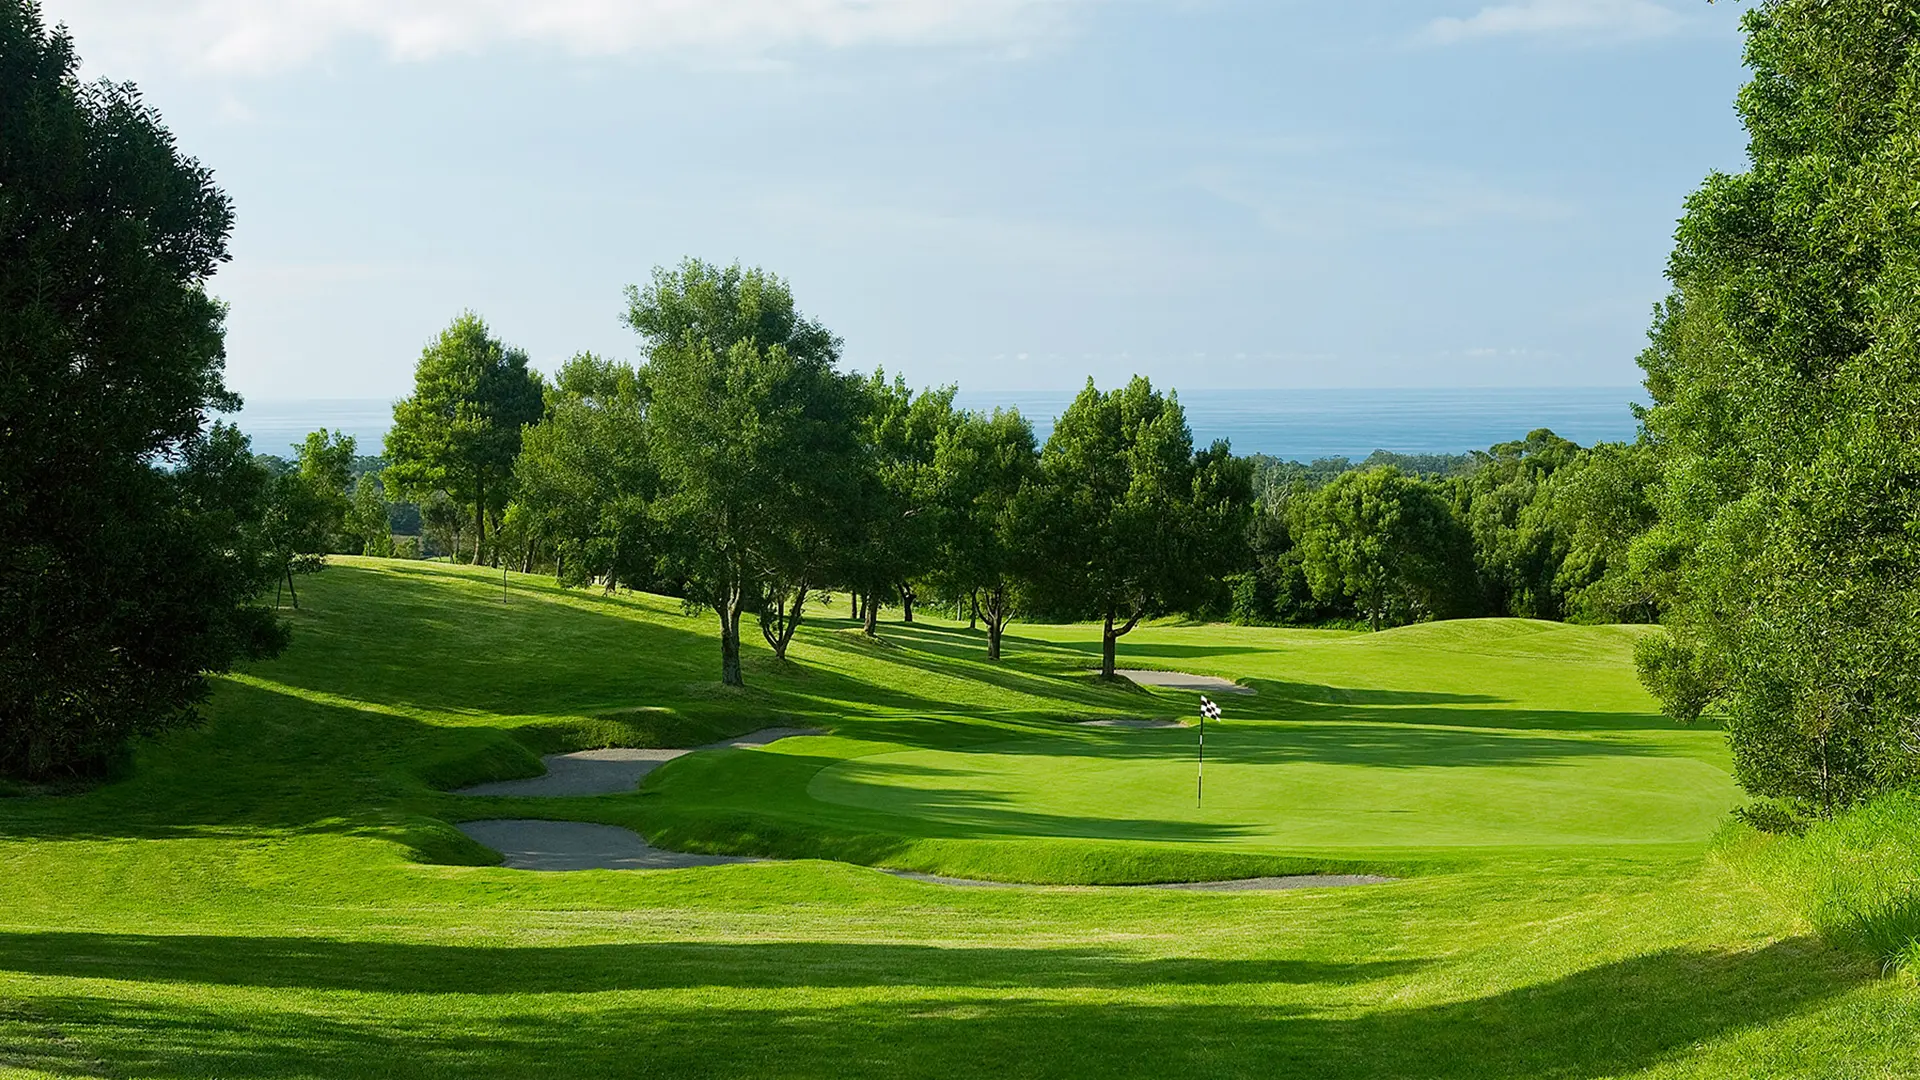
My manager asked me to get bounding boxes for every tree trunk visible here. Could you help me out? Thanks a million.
[761,582,807,661]
[1100,607,1142,677]
[863,591,878,637]
[851,591,859,620]
[985,585,1008,661]
[473,476,487,566]
[285,564,300,611]
[719,594,744,687]
[969,589,979,630]
[899,583,915,623]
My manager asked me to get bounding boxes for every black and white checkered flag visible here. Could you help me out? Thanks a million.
[1199,695,1222,720]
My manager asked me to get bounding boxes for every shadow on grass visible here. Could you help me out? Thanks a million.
[0,936,1866,1079]
[0,932,1422,993]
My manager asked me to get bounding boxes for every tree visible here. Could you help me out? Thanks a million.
[1295,467,1475,631]
[1448,429,1580,619]
[627,259,862,685]
[1634,0,1920,815]
[0,6,286,777]
[509,353,657,591]
[934,408,1039,659]
[384,313,544,566]
[259,429,357,608]
[844,372,957,635]
[1546,441,1659,623]
[349,471,395,558]
[1025,378,1253,677]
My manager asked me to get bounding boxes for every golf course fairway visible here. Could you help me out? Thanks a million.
[0,558,1911,1077]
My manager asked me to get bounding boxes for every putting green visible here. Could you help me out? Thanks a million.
[807,723,1742,849]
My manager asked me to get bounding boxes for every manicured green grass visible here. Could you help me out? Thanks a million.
[0,557,1912,1078]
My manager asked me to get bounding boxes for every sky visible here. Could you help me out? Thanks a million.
[39,0,1755,400]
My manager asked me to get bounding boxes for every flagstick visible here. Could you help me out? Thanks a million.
[1196,707,1204,808]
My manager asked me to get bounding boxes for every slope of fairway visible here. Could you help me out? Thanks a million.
[0,558,1910,1079]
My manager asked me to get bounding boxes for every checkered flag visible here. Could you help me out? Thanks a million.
[1199,695,1222,720]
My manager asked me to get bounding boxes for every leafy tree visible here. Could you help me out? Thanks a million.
[384,313,544,565]
[259,429,358,608]
[1295,467,1475,631]
[0,6,285,777]
[933,408,1039,659]
[509,353,657,590]
[1547,441,1659,623]
[420,493,467,560]
[1025,378,1253,677]
[349,471,395,558]
[1448,429,1580,619]
[627,259,862,684]
[296,429,356,549]
[844,372,957,635]
[1634,0,1920,814]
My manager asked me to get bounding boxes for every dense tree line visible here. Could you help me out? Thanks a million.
[452,260,1252,686]
[1228,432,1659,631]
[1633,0,1920,819]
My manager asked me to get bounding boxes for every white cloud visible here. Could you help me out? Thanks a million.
[40,0,1092,76]
[1421,0,1686,46]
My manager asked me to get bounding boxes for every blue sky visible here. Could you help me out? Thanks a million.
[44,0,1753,399]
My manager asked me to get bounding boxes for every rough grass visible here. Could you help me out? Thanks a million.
[0,557,1912,1078]
[1721,792,1920,971]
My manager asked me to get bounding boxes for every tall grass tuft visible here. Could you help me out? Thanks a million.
[1728,790,1920,972]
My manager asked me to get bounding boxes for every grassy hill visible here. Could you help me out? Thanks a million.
[0,558,1910,1077]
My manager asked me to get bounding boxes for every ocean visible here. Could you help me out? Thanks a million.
[228,386,1647,464]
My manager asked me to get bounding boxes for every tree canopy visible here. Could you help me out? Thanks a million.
[1634,0,1920,815]
[627,259,864,684]
[384,313,544,566]
[1025,377,1253,676]
[0,5,285,777]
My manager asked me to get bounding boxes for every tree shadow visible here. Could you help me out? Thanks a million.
[0,936,1869,1078]
[0,932,1423,993]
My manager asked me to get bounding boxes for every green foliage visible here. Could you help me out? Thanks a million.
[384,312,545,566]
[350,470,395,557]
[932,407,1040,658]
[509,352,657,589]
[1023,377,1253,673]
[843,371,958,634]
[1636,0,1920,813]
[0,8,286,777]
[1447,429,1580,620]
[1549,441,1661,623]
[627,259,864,684]
[1294,467,1476,630]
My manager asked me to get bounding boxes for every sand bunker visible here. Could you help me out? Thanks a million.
[455,727,823,797]
[456,819,760,871]
[1074,718,1188,729]
[1114,670,1254,695]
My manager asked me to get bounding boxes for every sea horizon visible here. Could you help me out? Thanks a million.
[226,385,1648,464]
